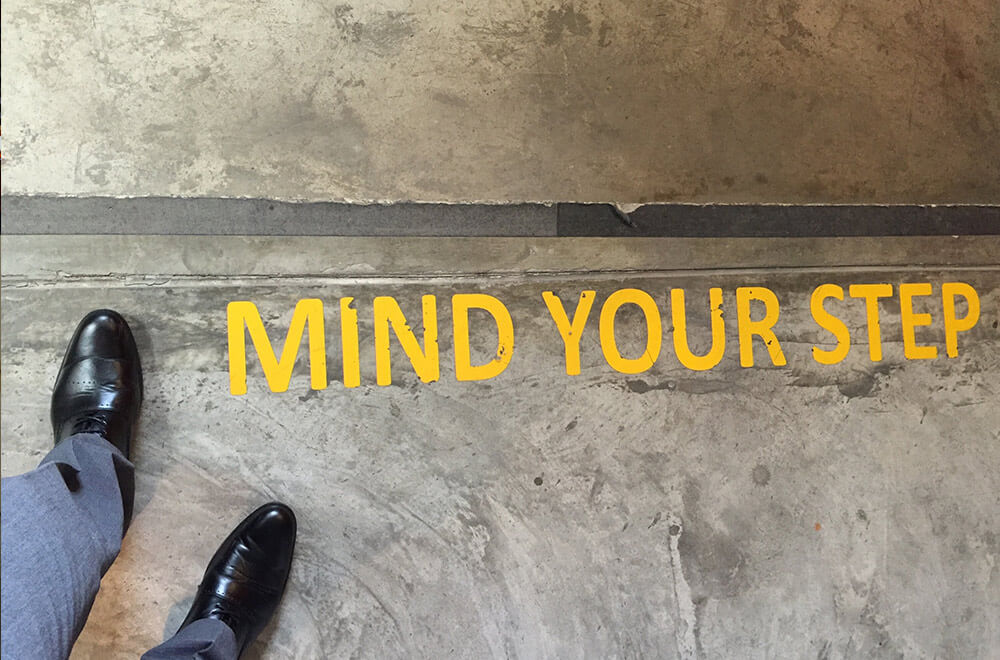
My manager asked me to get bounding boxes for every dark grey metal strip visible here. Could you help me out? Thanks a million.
[2,196,997,237]
[557,203,1000,236]
[0,196,557,236]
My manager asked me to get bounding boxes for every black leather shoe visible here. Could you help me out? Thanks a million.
[51,309,143,457]
[178,502,297,657]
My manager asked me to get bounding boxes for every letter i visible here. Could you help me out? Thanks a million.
[340,297,361,388]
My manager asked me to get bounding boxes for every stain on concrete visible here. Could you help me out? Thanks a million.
[679,482,751,602]
[360,10,418,54]
[597,20,612,47]
[943,38,973,82]
[626,379,675,394]
[648,511,662,529]
[751,464,771,486]
[541,5,592,45]
[676,380,732,395]
[776,0,813,55]
[332,4,417,53]
[789,363,899,400]
[836,372,878,399]
[626,378,732,395]
[429,91,469,108]
[678,521,749,600]
[460,20,530,64]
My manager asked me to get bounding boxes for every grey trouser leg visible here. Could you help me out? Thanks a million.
[0,433,133,660]
[141,618,239,660]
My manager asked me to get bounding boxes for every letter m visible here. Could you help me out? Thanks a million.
[228,299,327,394]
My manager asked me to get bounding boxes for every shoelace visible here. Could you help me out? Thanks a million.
[71,413,111,437]
[207,603,247,633]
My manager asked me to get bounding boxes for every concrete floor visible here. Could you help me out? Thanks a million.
[3,0,999,204]
[2,235,998,658]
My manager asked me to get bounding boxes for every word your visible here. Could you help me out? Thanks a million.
[227,283,980,394]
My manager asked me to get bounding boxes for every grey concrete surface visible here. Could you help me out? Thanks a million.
[2,235,998,658]
[3,0,999,204]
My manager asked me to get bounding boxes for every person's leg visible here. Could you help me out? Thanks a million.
[141,503,297,660]
[1,309,142,660]
[141,619,239,660]
[0,433,133,659]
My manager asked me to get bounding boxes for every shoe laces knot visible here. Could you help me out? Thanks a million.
[71,412,110,437]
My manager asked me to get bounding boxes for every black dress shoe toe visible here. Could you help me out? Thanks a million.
[51,309,143,456]
[178,502,297,657]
